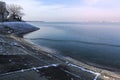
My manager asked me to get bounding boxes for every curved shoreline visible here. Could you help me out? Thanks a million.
[10,35,120,80]
[26,37,120,71]
[0,22,120,80]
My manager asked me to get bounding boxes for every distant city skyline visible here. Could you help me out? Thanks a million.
[3,0,120,22]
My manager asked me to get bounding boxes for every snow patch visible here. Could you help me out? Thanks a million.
[0,22,39,35]
[68,63,101,80]
[0,64,59,76]
[104,76,110,79]
[20,69,25,72]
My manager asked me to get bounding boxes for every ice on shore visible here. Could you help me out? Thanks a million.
[0,22,39,36]
[68,63,101,80]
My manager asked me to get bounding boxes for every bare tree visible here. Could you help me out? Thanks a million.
[6,4,24,21]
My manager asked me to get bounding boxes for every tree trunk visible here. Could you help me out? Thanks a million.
[1,13,4,22]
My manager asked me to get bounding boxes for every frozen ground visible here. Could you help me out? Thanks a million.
[0,22,39,36]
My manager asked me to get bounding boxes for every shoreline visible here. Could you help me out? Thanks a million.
[11,34,120,80]
[0,33,119,80]
[0,22,120,80]
[25,37,120,72]
[74,58,120,72]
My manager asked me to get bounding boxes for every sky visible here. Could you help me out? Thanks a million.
[3,0,120,22]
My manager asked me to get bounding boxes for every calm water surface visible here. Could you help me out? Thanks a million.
[25,22,120,69]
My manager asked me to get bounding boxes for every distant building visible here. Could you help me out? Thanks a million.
[7,14,22,21]
[0,1,9,22]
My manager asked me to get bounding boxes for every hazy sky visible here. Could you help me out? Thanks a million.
[3,0,120,22]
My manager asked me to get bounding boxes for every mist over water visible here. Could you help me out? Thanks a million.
[25,22,120,69]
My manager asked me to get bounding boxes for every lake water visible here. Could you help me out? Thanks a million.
[25,22,120,70]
